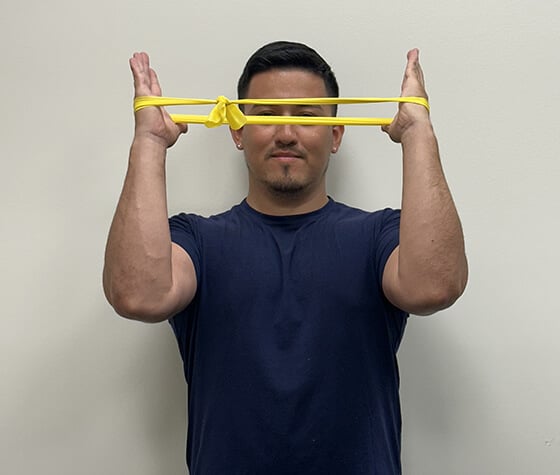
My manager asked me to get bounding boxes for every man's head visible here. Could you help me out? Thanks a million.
[231,41,344,211]
[237,41,339,114]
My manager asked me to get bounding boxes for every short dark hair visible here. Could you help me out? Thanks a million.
[237,41,339,113]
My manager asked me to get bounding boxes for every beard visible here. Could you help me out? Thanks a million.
[265,165,307,195]
[245,154,330,199]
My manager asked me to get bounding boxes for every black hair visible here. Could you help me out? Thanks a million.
[237,41,339,113]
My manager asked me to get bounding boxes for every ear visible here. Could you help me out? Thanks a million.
[229,126,244,150]
[331,125,344,153]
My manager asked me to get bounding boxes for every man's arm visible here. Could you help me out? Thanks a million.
[381,49,468,316]
[103,52,196,323]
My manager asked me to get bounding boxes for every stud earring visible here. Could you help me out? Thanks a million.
[236,143,243,149]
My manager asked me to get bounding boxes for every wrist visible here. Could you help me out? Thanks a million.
[400,120,436,146]
[129,136,168,166]
[131,133,170,153]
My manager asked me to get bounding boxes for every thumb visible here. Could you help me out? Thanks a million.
[177,122,189,136]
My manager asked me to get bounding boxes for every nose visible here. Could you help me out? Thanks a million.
[274,123,298,147]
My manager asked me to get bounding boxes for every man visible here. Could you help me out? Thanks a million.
[103,41,468,474]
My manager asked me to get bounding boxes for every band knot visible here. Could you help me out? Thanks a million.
[205,96,247,129]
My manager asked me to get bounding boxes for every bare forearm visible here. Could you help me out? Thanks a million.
[397,123,468,313]
[103,137,174,319]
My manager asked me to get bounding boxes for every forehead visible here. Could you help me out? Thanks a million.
[245,68,328,99]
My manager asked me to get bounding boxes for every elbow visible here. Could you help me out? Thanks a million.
[103,273,169,323]
[391,252,469,316]
[107,292,169,323]
[413,270,468,316]
[413,286,463,316]
[107,296,160,323]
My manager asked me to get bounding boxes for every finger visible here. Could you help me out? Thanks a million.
[130,52,148,75]
[149,68,163,96]
[405,49,419,80]
[130,52,167,101]
[130,52,153,97]
[411,49,425,87]
[408,48,419,63]
[129,55,143,96]
[416,60,425,88]
[129,53,141,78]
[401,48,428,98]
[400,49,417,92]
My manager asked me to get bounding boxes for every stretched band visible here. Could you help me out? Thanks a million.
[134,95,430,130]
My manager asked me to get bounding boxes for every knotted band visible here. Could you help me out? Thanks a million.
[133,96,430,130]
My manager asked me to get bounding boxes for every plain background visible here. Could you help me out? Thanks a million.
[2,1,559,473]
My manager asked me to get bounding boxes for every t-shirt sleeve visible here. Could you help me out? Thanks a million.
[168,213,201,353]
[373,208,401,285]
[169,213,201,283]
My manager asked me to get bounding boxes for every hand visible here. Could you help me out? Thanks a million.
[382,49,432,143]
[129,52,188,148]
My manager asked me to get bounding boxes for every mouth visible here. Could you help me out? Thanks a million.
[268,150,304,161]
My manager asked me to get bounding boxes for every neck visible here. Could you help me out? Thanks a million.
[246,184,329,216]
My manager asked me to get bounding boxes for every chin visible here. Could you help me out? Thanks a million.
[268,183,306,195]
[266,177,307,195]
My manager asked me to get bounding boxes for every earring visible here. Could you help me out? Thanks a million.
[236,143,243,149]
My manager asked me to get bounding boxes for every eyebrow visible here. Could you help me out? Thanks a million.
[245,104,332,117]
[247,103,325,110]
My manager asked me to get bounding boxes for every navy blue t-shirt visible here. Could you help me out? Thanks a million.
[169,199,408,475]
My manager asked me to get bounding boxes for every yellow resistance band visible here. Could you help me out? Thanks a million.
[134,95,429,130]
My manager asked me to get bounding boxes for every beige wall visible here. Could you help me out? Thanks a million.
[2,1,559,473]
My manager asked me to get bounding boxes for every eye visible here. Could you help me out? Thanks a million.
[249,108,275,116]
[295,106,322,117]
[299,111,317,117]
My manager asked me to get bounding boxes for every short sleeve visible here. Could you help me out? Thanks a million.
[169,213,202,283]
[373,208,401,285]
[168,213,202,357]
